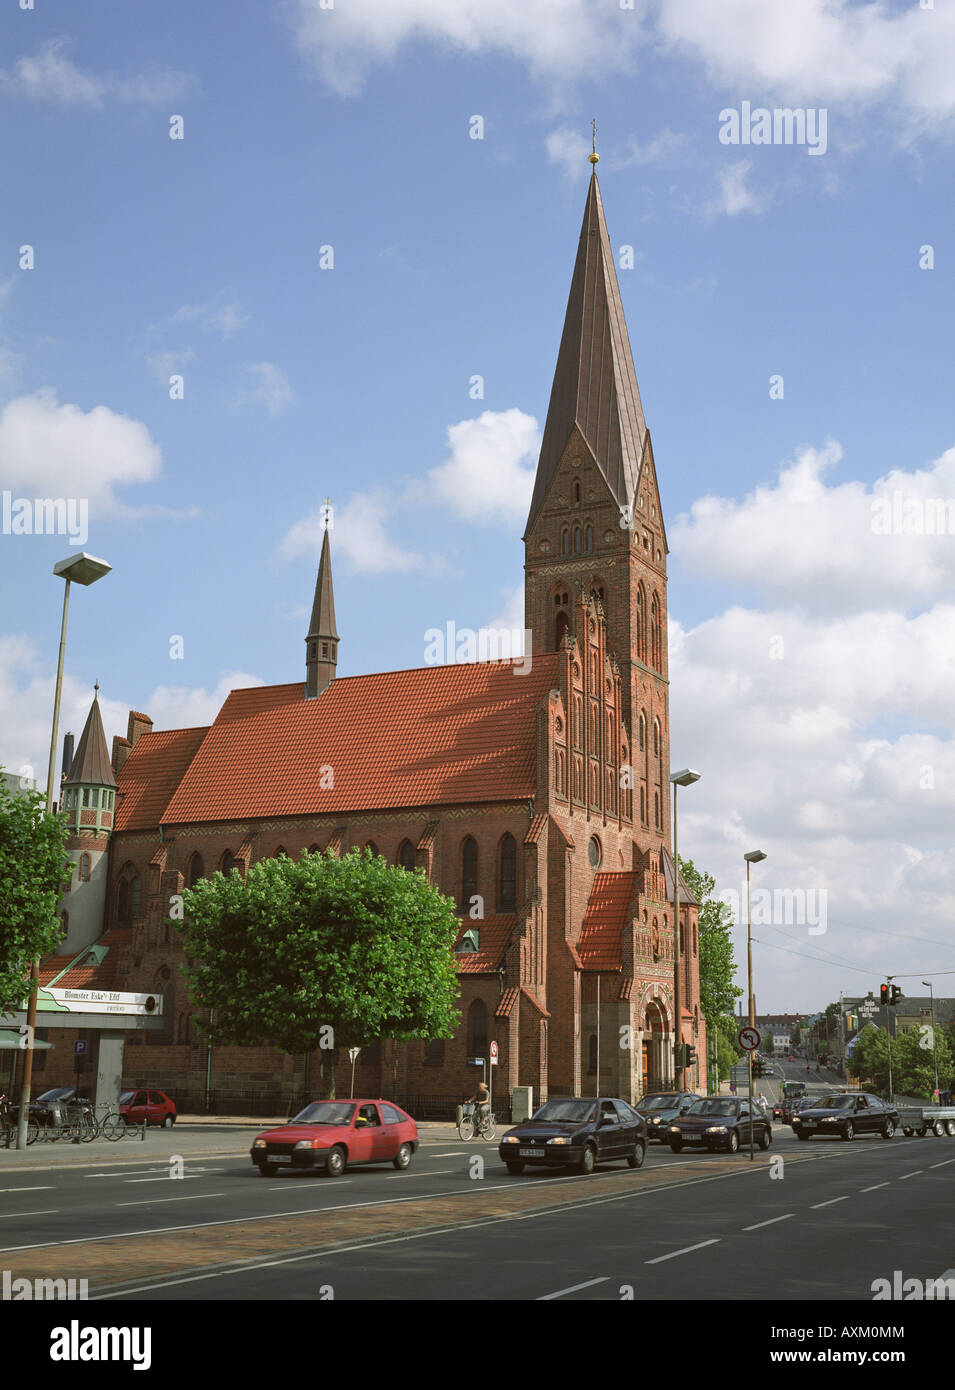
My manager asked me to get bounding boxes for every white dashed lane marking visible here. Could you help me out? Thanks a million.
[645,1239,720,1264]
[811,1196,849,1209]
[743,1213,794,1231]
[538,1276,610,1300]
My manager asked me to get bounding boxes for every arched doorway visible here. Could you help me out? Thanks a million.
[642,999,668,1093]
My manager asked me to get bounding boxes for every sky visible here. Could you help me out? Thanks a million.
[1,0,954,1014]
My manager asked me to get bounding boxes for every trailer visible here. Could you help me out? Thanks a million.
[896,1105,955,1138]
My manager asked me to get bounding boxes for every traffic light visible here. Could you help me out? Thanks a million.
[753,1057,763,1078]
[880,984,889,1005]
[682,1044,697,1067]
[890,985,903,1005]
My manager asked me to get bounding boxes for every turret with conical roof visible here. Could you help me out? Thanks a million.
[57,687,118,957]
[305,528,339,699]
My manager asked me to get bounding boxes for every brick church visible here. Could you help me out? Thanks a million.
[35,167,705,1112]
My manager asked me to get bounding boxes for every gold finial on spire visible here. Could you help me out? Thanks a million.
[589,119,599,168]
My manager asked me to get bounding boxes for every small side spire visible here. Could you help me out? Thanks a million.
[305,520,339,700]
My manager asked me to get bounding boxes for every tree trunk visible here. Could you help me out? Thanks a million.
[320,1051,335,1099]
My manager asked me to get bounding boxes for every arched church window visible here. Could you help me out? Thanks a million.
[573,479,581,505]
[498,833,516,911]
[398,839,416,871]
[117,877,129,922]
[79,853,91,882]
[555,609,570,650]
[461,836,478,909]
[585,525,593,552]
[574,527,582,554]
[468,999,488,1057]
[651,592,662,669]
[636,584,647,662]
[561,527,569,555]
[221,850,236,875]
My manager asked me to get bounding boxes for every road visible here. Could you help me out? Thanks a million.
[1,1117,953,1301]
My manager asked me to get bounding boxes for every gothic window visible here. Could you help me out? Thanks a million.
[573,479,581,505]
[307,843,320,854]
[588,836,602,869]
[639,712,646,752]
[79,853,91,882]
[561,527,569,555]
[364,841,379,857]
[221,850,236,875]
[555,609,570,650]
[654,791,661,829]
[498,833,517,912]
[651,592,662,669]
[273,845,287,858]
[555,747,565,795]
[130,875,142,919]
[585,525,593,553]
[398,839,416,871]
[653,719,660,757]
[468,999,488,1058]
[591,703,599,745]
[640,786,647,823]
[572,526,581,553]
[117,877,129,922]
[187,853,204,887]
[636,584,647,663]
[461,836,478,909]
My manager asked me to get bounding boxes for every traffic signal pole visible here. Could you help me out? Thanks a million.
[885,977,894,1102]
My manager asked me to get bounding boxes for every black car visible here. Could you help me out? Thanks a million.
[635,1091,700,1141]
[665,1096,772,1153]
[499,1097,647,1175]
[28,1086,91,1124]
[792,1092,899,1141]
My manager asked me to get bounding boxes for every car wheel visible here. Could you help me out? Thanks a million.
[946,1120,955,1138]
[627,1140,646,1169]
[842,1121,854,1141]
[932,1120,945,1138]
[902,1127,913,1137]
[881,1121,895,1139]
[917,1126,927,1138]
[257,1163,277,1177]
[162,1114,175,1129]
[669,1141,683,1154]
[324,1145,347,1177]
[577,1144,596,1175]
[758,1128,771,1150]
[728,1130,740,1153]
[392,1142,413,1170]
[505,1162,525,1175]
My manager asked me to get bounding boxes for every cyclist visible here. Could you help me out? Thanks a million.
[465,1080,490,1130]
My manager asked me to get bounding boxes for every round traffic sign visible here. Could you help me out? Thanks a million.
[738,1026,761,1052]
[489,1040,498,1061]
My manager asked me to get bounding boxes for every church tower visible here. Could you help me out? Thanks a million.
[524,163,672,855]
[305,528,339,699]
[57,686,117,957]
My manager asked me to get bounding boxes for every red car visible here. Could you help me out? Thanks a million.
[119,1088,177,1128]
[252,1098,417,1177]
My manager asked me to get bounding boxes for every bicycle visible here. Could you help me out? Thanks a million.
[0,1095,39,1147]
[95,1106,127,1142]
[457,1104,497,1142]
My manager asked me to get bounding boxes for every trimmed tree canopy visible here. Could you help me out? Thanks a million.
[176,848,461,1058]
[0,774,71,1014]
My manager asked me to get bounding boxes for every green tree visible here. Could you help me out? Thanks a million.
[894,1025,953,1100]
[849,1023,889,1091]
[678,858,742,1023]
[714,1016,741,1086]
[176,847,461,1096]
[0,773,71,1014]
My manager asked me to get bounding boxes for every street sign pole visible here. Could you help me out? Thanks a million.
[738,1026,761,1161]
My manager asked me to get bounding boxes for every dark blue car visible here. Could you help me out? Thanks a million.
[499,1096,647,1175]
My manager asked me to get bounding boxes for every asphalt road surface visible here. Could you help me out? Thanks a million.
[1,1119,952,1301]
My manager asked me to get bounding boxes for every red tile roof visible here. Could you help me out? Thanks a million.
[497,986,520,1018]
[453,916,515,974]
[162,657,558,824]
[578,871,639,970]
[39,928,132,990]
[114,727,209,832]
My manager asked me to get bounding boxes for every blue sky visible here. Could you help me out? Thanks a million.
[2,1,955,1012]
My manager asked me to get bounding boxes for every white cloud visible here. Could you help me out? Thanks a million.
[545,126,592,180]
[0,40,189,108]
[706,159,769,217]
[170,297,248,340]
[427,408,540,524]
[249,362,294,416]
[146,347,196,385]
[282,492,429,574]
[144,672,265,731]
[621,126,693,165]
[0,389,162,515]
[672,440,955,614]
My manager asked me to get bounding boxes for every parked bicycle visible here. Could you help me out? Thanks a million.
[0,1093,39,1147]
[457,1103,497,1142]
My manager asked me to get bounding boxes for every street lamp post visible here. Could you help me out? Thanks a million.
[923,982,939,1102]
[744,850,767,1161]
[669,769,700,1092]
[15,553,111,1149]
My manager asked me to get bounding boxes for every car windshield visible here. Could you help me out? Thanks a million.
[119,1091,136,1104]
[638,1094,679,1110]
[531,1100,597,1124]
[686,1098,738,1117]
[813,1096,856,1111]
[37,1088,72,1103]
[291,1102,357,1126]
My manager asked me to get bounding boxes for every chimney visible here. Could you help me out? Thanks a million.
[127,711,153,748]
[61,732,74,781]
[112,735,132,775]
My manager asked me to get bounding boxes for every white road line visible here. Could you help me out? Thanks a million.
[860,1182,890,1192]
[645,1239,720,1264]
[385,1169,456,1180]
[432,1152,466,1157]
[898,1171,922,1180]
[266,1182,353,1191]
[0,1209,59,1219]
[124,1175,212,1184]
[811,1196,849,1209]
[118,1193,227,1207]
[743,1213,794,1231]
[538,1276,610,1301]
[930,1159,955,1169]
[0,1186,53,1193]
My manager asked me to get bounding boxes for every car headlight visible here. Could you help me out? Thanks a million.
[501,1135,519,1144]
[547,1136,570,1145]
[705,1126,727,1134]
[294,1139,321,1149]
[651,1116,661,1125]
[821,1117,836,1123]
[253,1139,266,1148]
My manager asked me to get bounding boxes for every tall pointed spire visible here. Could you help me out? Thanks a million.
[305,526,339,699]
[64,688,116,788]
[525,169,648,534]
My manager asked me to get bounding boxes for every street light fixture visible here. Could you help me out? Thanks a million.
[15,552,111,1149]
[743,849,767,1161]
[922,982,939,1102]
[670,769,701,1092]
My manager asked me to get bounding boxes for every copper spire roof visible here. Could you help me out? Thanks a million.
[64,692,117,788]
[526,171,648,533]
[307,528,339,641]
